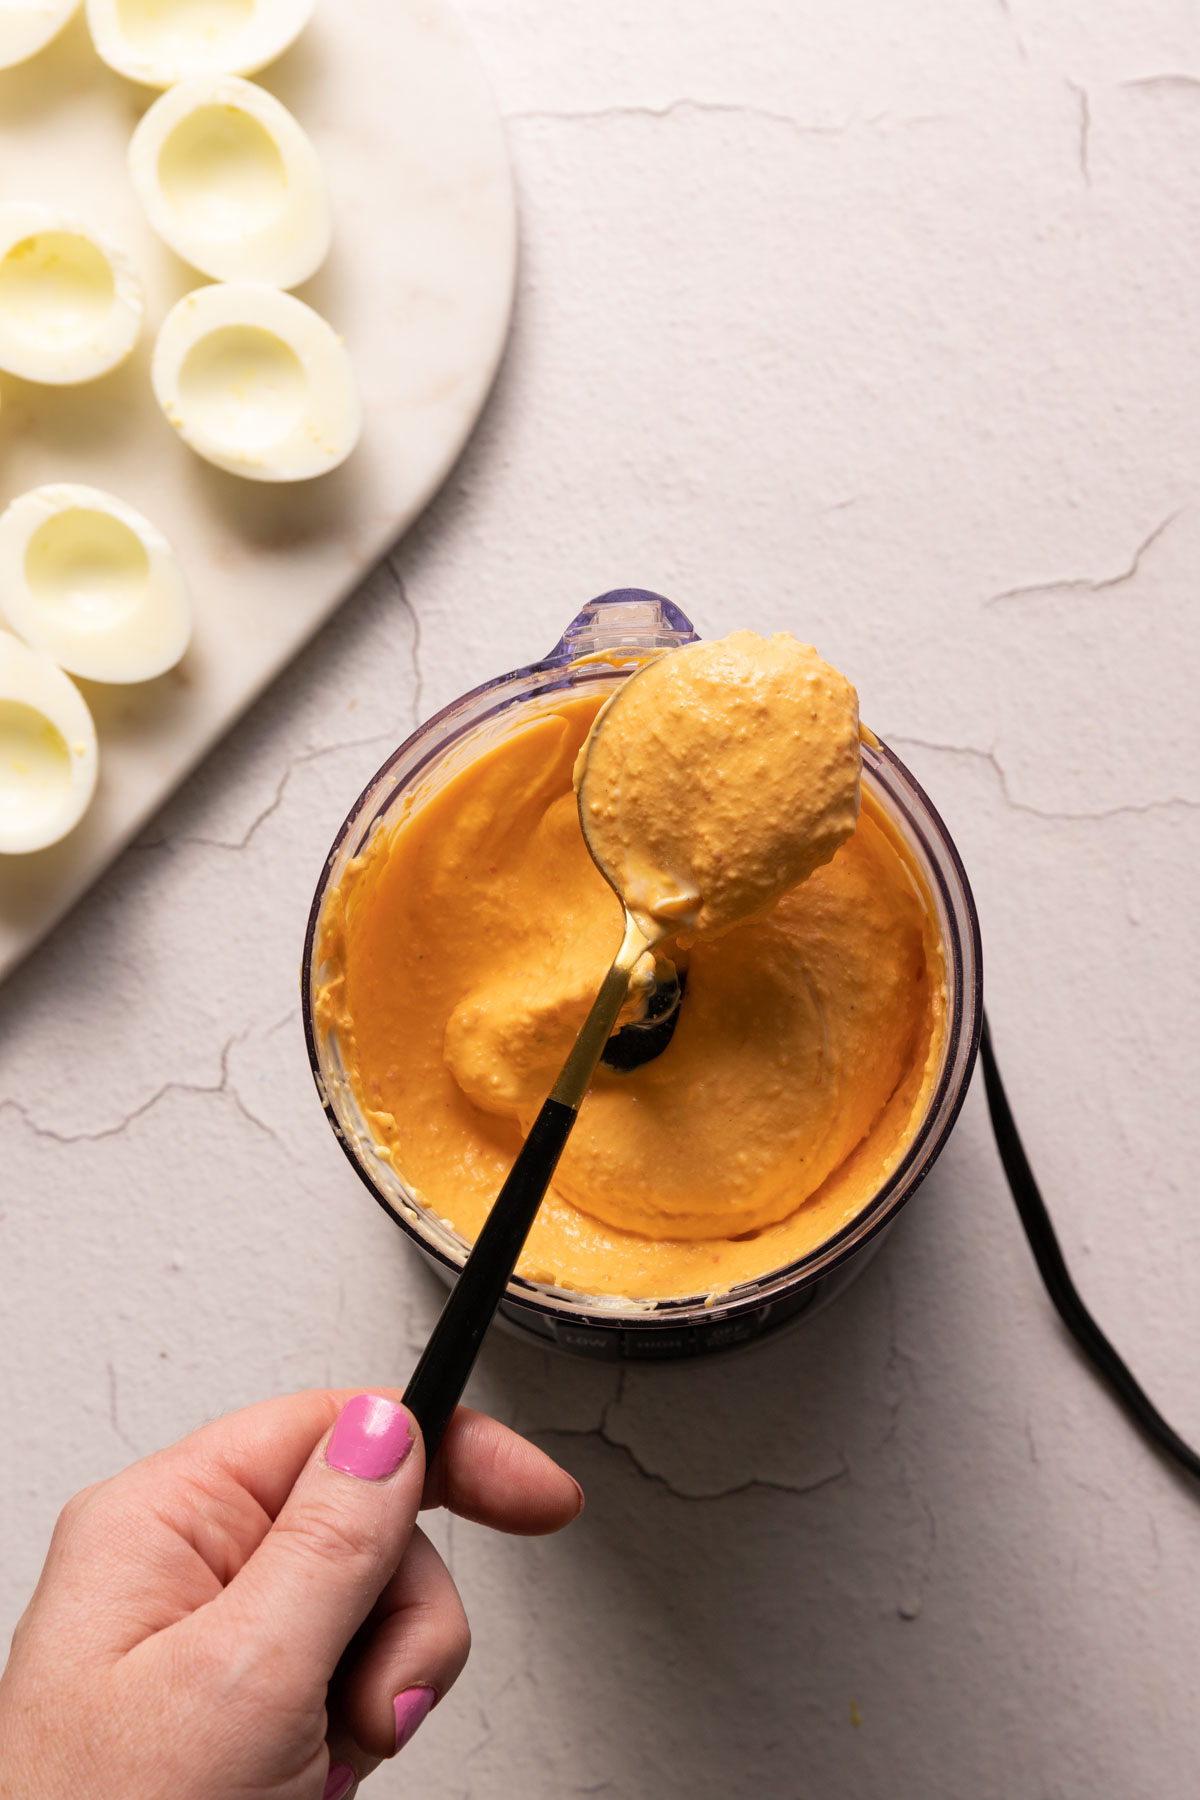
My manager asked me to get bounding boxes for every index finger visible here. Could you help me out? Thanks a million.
[424,1406,584,1535]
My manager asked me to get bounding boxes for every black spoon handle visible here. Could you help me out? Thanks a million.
[403,912,652,1460]
[402,1095,578,1458]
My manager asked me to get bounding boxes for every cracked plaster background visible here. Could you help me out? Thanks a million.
[2,1,1198,1795]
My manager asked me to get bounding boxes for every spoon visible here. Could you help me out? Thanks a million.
[402,697,667,1458]
[402,629,860,1456]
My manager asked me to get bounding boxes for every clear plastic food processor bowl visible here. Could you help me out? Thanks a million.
[302,591,983,1361]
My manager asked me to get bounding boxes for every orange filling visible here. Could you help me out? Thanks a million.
[316,693,946,1301]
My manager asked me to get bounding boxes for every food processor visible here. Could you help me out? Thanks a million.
[303,589,983,1360]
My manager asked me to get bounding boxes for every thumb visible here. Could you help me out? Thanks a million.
[209,1392,425,1686]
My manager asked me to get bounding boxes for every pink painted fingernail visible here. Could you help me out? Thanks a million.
[323,1763,356,1800]
[325,1394,413,1481]
[393,1684,436,1752]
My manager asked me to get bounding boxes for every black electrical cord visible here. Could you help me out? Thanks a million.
[980,1011,1200,1483]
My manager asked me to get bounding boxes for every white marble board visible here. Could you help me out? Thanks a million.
[0,0,516,979]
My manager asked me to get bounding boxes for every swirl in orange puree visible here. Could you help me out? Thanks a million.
[316,637,945,1301]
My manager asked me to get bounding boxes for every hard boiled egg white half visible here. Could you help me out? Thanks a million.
[0,484,191,684]
[0,203,143,385]
[152,282,359,481]
[0,630,98,855]
[87,0,313,87]
[129,76,330,288]
[0,0,80,70]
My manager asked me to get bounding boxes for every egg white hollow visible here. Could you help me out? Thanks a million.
[0,484,191,684]
[86,0,314,87]
[152,281,359,480]
[129,75,330,287]
[0,0,80,70]
[0,203,143,385]
[0,630,98,854]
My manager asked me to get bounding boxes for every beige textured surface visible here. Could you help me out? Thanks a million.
[2,2,1199,1796]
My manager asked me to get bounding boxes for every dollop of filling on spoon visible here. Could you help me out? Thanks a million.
[576,630,862,940]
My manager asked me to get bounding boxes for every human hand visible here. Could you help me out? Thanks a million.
[0,1388,582,1799]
